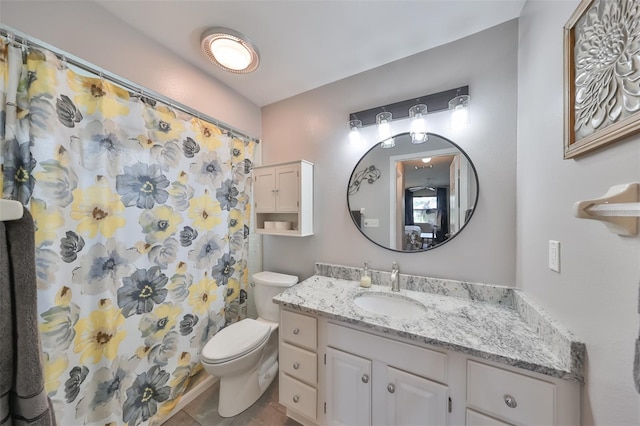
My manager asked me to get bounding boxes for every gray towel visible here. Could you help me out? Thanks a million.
[0,209,56,426]
[636,282,640,393]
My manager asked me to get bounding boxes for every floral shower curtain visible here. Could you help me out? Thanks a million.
[0,38,256,425]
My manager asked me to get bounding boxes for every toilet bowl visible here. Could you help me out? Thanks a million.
[201,271,298,417]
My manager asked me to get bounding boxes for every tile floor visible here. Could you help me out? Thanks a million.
[162,377,301,426]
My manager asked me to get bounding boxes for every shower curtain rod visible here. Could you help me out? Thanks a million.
[0,25,260,144]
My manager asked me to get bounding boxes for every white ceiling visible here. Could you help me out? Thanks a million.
[96,0,525,107]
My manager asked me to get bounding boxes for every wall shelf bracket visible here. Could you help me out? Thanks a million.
[573,183,640,236]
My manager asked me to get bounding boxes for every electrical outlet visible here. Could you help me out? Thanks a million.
[364,219,379,228]
[549,240,560,272]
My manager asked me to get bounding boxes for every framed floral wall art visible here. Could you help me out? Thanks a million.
[564,0,640,159]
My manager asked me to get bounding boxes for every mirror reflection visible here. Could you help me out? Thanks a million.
[347,132,478,252]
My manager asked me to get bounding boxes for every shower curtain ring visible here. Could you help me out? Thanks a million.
[61,55,67,70]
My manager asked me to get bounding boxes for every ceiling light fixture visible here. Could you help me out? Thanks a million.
[409,103,429,144]
[201,27,260,74]
[421,157,432,164]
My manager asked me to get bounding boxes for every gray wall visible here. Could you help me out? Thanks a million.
[261,20,518,285]
[517,1,640,423]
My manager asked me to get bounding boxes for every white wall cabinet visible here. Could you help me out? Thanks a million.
[253,160,313,236]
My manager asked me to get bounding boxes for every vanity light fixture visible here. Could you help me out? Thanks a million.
[201,27,260,74]
[377,112,394,148]
[349,119,363,144]
[449,92,471,130]
[346,86,469,145]
[409,103,429,144]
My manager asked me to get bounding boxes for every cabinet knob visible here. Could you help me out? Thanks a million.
[293,395,300,403]
[292,328,300,335]
[293,362,300,370]
[387,383,395,393]
[361,374,369,384]
[504,394,517,408]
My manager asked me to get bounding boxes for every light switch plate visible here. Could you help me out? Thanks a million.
[549,240,560,272]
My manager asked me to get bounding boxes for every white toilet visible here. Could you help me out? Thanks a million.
[201,271,298,417]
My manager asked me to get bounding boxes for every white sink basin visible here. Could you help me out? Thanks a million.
[353,292,426,320]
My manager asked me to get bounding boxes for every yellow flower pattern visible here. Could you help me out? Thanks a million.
[187,274,218,315]
[188,191,222,231]
[71,179,126,238]
[68,72,130,118]
[191,117,223,151]
[1,37,256,425]
[31,198,65,246]
[73,301,127,364]
[43,353,69,396]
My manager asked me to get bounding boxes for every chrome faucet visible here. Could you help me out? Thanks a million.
[391,262,400,292]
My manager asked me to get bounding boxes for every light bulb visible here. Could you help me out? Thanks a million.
[348,119,362,144]
[376,112,394,148]
[448,94,470,130]
[349,128,361,144]
[409,104,428,144]
[210,38,252,70]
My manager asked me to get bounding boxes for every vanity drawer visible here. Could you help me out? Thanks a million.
[280,373,317,420]
[466,409,514,426]
[467,361,555,426]
[281,310,317,351]
[280,341,317,385]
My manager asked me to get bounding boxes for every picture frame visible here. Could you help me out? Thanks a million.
[564,0,640,159]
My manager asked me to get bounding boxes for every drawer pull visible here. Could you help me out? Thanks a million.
[387,383,395,393]
[293,328,300,335]
[293,395,300,403]
[362,374,369,384]
[293,362,300,370]
[504,394,517,408]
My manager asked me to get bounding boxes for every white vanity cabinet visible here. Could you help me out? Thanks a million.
[253,160,313,236]
[325,322,449,426]
[325,347,371,425]
[279,309,319,424]
[277,307,580,426]
[466,360,564,426]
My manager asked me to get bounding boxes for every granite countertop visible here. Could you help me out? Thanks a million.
[273,264,585,383]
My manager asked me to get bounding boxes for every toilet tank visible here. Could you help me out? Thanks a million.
[253,271,298,322]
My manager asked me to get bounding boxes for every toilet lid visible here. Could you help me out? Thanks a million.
[202,319,271,364]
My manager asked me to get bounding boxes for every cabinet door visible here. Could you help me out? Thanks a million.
[275,165,300,212]
[385,366,448,426]
[254,167,276,212]
[466,409,513,426]
[326,347,372,426]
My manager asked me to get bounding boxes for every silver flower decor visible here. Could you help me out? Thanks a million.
[565,0,640,158]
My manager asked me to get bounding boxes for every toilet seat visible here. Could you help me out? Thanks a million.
[202,319,271,364]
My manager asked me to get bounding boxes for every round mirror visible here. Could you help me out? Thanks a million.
[347,132,479,252]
